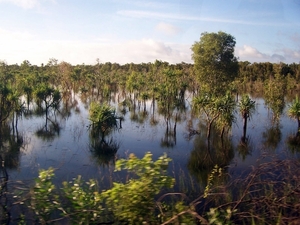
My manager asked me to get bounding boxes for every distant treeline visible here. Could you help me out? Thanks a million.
[1,59,300,95]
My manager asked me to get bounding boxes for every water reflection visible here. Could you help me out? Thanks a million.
[1,91,299,204]
[262,123,282,150]
[89,137,119,167]
[0,122,23,169]
[237,135,253,161]
[35,116,61,141]
[0,122,25,224]
[287,132,300,152]
[187,128,234,186]
[160,126,176,148]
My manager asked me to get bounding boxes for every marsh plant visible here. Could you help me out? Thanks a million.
[7,153,300,224]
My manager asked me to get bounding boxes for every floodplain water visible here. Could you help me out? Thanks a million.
[5,92,300,194]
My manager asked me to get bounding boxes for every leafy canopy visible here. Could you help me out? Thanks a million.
[191,31,238,95]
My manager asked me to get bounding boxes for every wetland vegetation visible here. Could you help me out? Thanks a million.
[1,31,300,224]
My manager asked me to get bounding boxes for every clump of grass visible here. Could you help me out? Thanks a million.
[197,158,300,224]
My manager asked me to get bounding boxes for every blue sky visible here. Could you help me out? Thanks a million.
[0,0,299,65]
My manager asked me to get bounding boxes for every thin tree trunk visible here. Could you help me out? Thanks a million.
[242,113,248,142]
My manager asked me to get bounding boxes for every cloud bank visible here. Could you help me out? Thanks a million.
[236,45,300,63]
[0,28,191,65]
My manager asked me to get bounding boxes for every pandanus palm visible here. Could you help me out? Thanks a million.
[288,96,300,133]
[89,102,119,140]
[238,95,255,142]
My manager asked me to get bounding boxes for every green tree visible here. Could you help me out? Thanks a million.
[288,96,300,148]
[88,102,119,140]
[264,73,286,121]
[238,95,256,142]
[288,96,300,129]
[193,93,236,142]
[34,84,61,118]
[191,31,238,95]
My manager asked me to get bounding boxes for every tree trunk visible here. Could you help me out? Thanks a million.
[242,113,248,141]
[207,121,213,141]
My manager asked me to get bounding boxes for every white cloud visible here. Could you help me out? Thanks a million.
[155,22,180,36]
[0,28,35,40]
[0,0,39,8]
[0,0,55,9]
[0,28,297,65]
[236,45,271,62]
[279,48,300,62]
[236,45,300,63]
[237,45,266,59]
[0,29,192,65]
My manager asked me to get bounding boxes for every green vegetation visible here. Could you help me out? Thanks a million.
[238,94,256,143]
[0,30,300,224]
[191,31,238,95]
[88,102,119,140]
[8,153,300,224]
[12,152,202,224]
[288,95,300,130]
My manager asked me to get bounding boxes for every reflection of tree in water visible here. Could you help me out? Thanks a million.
[0,122,23,169]
[88,103,121,167]
[0,122,24,224]
[158,96,186,148]
[262,123,282,150]
[89,120,120,167]
[35,116,61,141]
[237,136,253,161]
[89,137,119,167]
[160,125,176,148]
[187,129,234,187]
[287,134,300,153]
[58,90,79,119]
[32,86,62,141]
[0,156,9,224]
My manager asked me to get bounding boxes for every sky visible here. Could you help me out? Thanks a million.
[0,0,299,65]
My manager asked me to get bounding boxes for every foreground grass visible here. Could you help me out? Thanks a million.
[1,153,300,224]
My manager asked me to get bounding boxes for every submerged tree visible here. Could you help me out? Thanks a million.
[264,73,286,122]
[193,93,236,142]
[88,102,119,141]
[238,95,256,143]
[34,84,61,118]
[33,84,61,135]
[287,96,300,147]
[288,96,300,131]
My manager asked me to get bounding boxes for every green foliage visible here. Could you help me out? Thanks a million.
[193,93,236,139]
[207,207,235,225]
[89,102,118,139]
[158,200,198,224]
[61,176,104,224]
[264,73,287,121]
[191,31,238,95]
[239,95,256,119]
[30,167,59,224]
[204,165,223,198]
[102,152,175,224]
[9,154,300,224]
[288,96,300,126]
[34,84,61,111]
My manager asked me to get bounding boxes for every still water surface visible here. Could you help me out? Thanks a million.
[6,93,299,192]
